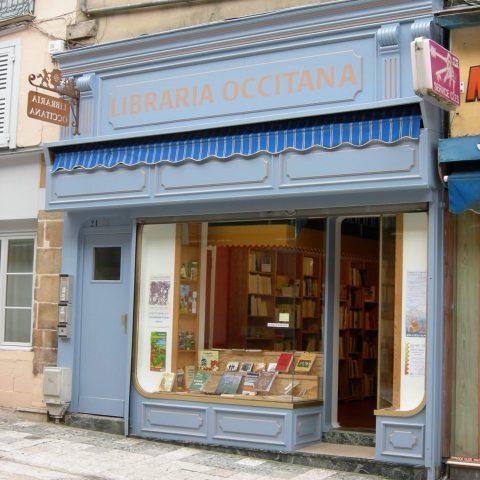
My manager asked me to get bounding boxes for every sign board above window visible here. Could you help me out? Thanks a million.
[411,37,460,111]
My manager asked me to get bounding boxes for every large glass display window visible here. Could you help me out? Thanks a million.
[134,219,326,405]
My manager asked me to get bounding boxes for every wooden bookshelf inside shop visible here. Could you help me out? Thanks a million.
[338,259,379,403]
[228,247,324,351]
[173,223,202,374]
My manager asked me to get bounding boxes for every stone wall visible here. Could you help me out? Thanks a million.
[0,211,63,410]
[33,211,63,376]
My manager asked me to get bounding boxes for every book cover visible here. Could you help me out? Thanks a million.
[176,368,185,390]
[267,362,277,372]
[198,350,220,371]
[252,362,266,373]
[240,361,254,372]
[185,365,196,388]
[275,352,294,373]
[179,284,191,314]
[225,361,239,372]
[215,373,243,395]
[294,352,316,373]
[189,371,210,391]
[158,372,176,392]
[255,371,277,392]
[150,331,167,371]
[202,372,222,394]
[242,372,259,395]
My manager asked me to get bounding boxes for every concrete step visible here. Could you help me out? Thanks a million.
[64,413,124,435]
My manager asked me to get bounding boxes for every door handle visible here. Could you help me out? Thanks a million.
[121,313,128,334]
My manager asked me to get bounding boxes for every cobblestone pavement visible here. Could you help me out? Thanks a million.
[0,410,385,480]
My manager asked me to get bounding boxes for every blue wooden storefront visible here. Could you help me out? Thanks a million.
[44,2,445,479]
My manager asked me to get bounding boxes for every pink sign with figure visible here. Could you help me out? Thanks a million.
[411,37,460,110]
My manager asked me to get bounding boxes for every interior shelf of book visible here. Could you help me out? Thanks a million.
[157,349,323,403]
[338,259,378,401]
[174,223,202,373]
[244,247,323,352]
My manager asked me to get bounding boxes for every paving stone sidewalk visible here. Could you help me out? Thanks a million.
[0,410,385,480]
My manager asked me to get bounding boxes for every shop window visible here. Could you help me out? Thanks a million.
[93,246,121,281]
[376,212,428,413]
[0,237,35,345]
[134,219,325,404]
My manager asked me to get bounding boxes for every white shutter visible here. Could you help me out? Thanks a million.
[0,46,14,148]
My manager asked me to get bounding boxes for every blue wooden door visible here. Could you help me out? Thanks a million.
[78,231,131,417]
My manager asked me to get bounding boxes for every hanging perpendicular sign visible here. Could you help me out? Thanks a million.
[27,68,80,135]
[27,91,70,127]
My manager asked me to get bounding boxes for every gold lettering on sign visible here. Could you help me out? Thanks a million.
[199,84,214,105]
[109,59,361,118]
[297,70,315,92]
[258,75,272,97]
[339,63,357,87]
[223,80,239,101]
[317,66,335,88]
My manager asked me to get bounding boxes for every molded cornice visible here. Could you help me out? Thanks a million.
[55,0,434,75]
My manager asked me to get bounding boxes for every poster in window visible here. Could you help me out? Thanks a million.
[404,342,425,377]
[405,271,427,337]
[150,331,167,371]
[148,275,171,327]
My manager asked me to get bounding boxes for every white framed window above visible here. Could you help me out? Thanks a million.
[0,39,20,149]
[0,235,36,346]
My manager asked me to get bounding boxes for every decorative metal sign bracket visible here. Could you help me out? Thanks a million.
[28,69,80,135]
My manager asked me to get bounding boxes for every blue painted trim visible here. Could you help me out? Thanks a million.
[424,191,444,480]
[439,136,480,164]
[53,1,434,75]
[124,223,137,434]
[321,217,338,431]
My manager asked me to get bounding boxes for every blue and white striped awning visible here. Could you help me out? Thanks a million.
[52,113,421,172]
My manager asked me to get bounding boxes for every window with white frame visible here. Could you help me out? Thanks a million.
[0,236,35,345]
[0,40,20,149]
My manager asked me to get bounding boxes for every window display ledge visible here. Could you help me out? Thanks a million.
[134,385,323,409]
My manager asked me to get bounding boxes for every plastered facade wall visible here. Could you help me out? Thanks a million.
[10,1,78,147]
[450,26,480,137]
[82,0,330,43]
[0,1,75,411]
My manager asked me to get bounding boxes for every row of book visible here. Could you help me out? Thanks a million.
[249,295,271,316]
[338,335,363,358]
[303,278,319,297]
[249,252,272,273]
[200,350,316,373]
[339,306,364,329]
[349,266,368,287]
[248,274,273,295]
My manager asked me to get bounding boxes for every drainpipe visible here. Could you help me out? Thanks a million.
[80,0,193,16]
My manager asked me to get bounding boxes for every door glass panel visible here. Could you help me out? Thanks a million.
[7,239,34,273]
[4,308,31,343]
[93,247,121,281]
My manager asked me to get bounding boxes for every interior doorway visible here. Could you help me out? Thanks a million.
[337,217,379,430]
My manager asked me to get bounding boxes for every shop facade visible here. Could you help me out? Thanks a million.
[45,2,444,479]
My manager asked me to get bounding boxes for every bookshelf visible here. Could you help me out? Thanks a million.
[243,247,324,352]
[173,223,202,374]
[338,259,378,401]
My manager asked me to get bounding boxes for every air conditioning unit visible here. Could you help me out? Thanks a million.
[43,367,72,421]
